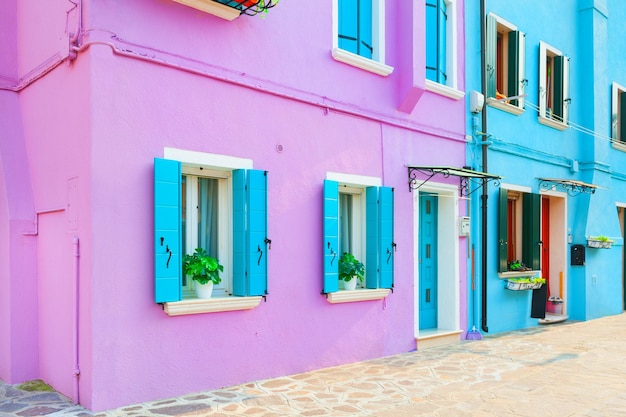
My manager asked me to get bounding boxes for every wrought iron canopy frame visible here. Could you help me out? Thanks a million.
[538,178,600,196]
[408,166,501,196]
[213,0,279,16]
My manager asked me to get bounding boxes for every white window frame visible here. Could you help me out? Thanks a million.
[181,167,231,298]
[325,172,390,303]
[331,0,394,76]
[162,147,263,316]
[486,13,525,114]
[425,0,464,100]
[338,185,366,289]
[612,82,626,151]
[538,41,569,130]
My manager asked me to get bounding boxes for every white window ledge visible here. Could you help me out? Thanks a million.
[498,270,541,279]
[326,288,391,304]
[538,115,568,131]
[487,98,524,115]
[163,296,263,316]
[170,0,240,20]
[331,48,394,77]
[425,80,465,100]
[612,141,626,152]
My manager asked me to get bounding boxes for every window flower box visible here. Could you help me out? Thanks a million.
[587,236,613,249]
[171,0,279,20]
[505,277,545,291]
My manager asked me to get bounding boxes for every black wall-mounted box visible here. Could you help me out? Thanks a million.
[571,244,585,266]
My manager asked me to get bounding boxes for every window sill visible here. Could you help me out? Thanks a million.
[538,115,568,131]
[163,296,263,316]
[425,80,465,100]
[326,288,390,304]
[498,270,541,279]
[612,141,626,152]
[170,0,241,20]
[331,48,394,77]
[487,98,524,115]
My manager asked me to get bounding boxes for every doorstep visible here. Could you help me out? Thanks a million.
[416,329,463,349]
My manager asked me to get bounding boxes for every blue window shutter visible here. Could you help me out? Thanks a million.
[365,187,379,289]
[486,14,497,98]
[438,0,447,83]
[425,0,438,81]
[154,158,182,303]
[379,187,394,289]
[232,169,247,296]
[323,180,339,293]
[358,0,373,59]
[338,0,358,54]
[247,170,268,296]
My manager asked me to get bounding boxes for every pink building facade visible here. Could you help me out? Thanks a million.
[0,0,469,411]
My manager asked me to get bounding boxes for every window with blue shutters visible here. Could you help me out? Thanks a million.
[323,177,394,299]
[332,0,393,77]
[154,152,269,313]
[423,0,463,99]
[425,0,447,84]
[486,13,526,112]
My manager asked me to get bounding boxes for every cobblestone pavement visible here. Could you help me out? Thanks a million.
[3,313,626,416]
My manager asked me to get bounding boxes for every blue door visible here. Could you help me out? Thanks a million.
[419,192,438,330]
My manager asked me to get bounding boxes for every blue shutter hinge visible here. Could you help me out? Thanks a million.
[264,238,272,249]
[262,295,268,302]
[392,242,397,251]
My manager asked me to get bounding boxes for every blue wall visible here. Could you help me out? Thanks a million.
[466,0,626,333]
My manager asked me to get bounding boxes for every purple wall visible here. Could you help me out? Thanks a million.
[0,0,468,411]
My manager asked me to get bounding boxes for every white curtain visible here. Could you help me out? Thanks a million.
[198,177,219,258]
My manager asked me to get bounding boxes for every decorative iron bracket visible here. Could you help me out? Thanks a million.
[538,178,599,196]
[408,166,501,197]
[459,176,501,197]
[213,0,279,16]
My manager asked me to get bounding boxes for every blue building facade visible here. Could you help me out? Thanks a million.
[465,0,626,334]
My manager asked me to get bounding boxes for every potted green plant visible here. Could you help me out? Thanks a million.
[338,252,365,291]
[182,247,224,299]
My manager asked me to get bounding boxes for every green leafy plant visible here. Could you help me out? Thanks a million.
[507,260,531,272]
[338,252,365,283]
[182,248,223,285]
[591,235,613,243]
[508,277,546,284]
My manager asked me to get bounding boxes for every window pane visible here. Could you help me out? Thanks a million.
[339,193,353,255]
[198,177,219,258]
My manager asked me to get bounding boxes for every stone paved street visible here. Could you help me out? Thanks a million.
[2,313,626,416]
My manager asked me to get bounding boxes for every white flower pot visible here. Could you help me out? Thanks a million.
[343,277,357,291]
[195,281,214,299]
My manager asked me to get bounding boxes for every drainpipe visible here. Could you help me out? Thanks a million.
[480,0,489,333]
[72,236,81,404]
